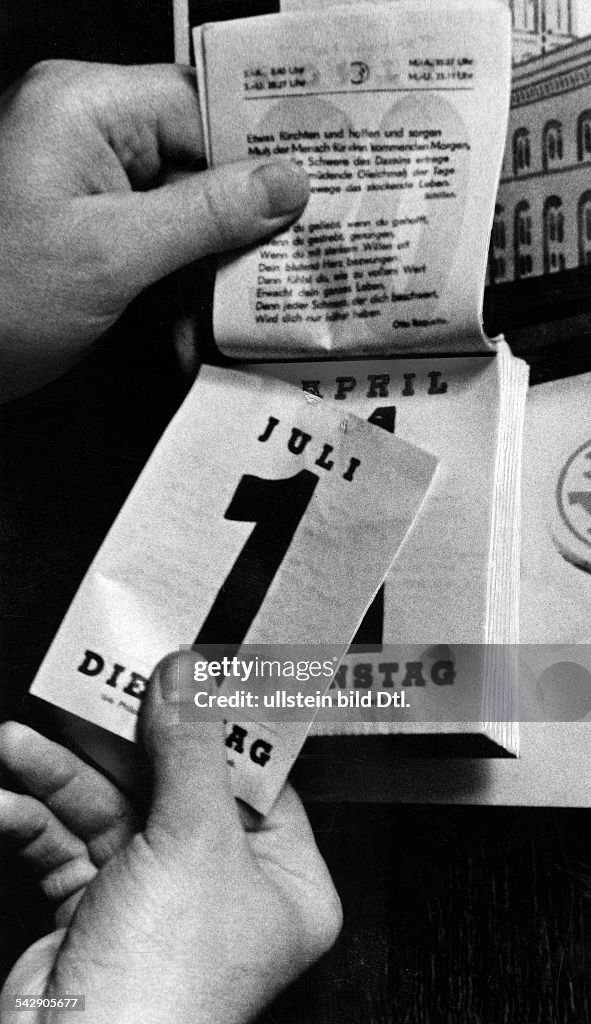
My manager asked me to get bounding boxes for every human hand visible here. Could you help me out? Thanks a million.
[0,652,341,1024]
[0,61,309,402]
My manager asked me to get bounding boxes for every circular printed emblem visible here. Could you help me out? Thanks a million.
[554,439,591,572]
[536,661,591,721]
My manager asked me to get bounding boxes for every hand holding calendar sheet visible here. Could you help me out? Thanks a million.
[31,367,437,813]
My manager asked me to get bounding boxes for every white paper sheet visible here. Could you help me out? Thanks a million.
[30,365,437,812]
[195,0,510,357]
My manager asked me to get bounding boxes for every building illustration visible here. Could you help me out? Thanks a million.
[488,29,591,285]
[510,0,578,64]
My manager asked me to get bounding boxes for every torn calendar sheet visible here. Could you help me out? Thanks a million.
[30,365,437,813]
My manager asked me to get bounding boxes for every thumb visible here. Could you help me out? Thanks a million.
[140,650,242,852]
[77,158,309,302]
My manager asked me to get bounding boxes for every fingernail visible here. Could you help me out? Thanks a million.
[250,161,310,218]
[153,656,179,702]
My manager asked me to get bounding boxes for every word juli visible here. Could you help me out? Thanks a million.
[258,416,361,481]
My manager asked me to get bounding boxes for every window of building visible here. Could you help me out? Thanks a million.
[514,200,534,280]
[492,206,506,251]
[577,110,591,162]
[517,0,537,32]
[488,204,507,284]
[513,128,531,176]
[554,0,573,34]
[578,190,591,266]
[543,196,566,274]
[543,120,563,171]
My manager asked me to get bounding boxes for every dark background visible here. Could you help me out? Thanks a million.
[3,2,591,1021]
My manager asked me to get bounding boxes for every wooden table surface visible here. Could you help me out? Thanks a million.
[3,2,591,1020]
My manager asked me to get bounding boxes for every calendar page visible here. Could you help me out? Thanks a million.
[195,0,511,358]
[30,365,437,812]
[247,346,527,746]
[253,349,513,647]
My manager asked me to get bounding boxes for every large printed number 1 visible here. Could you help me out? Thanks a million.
[350,405,396,651]
[194,469,319,658]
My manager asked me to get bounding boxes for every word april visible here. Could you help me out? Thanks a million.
[258,416,361,481]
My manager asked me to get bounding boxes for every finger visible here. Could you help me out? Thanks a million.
[1,930,66,1016]
[0,789,97,903]
[54,887,91,928]
[3,62,205,194]
[73,157,309,300]
[248,784,343,952]
[249,783,337,896]
[141,651,243,854]
[0,722,137,865]
[250,782,320,848]
[88,63,206,176]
